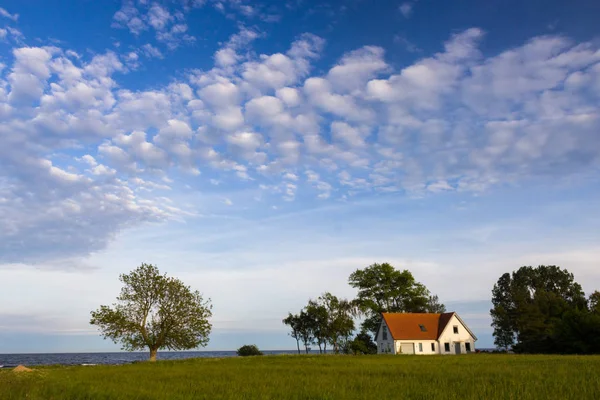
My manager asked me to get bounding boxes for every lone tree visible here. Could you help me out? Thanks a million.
[90,263,212,361]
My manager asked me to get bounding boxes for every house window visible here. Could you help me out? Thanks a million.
[419,343,423,352]
[466,342,471,352]
[431,343,435,352]
[382,325,388,341]
[444,343,450,352]
[419,324,427,332]
[453,326,459,334]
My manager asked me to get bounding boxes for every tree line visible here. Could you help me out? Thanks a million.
[491,265,600,354]
[87,262,600,361]
[283,262,447,354]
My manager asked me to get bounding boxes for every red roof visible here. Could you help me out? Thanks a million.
[381,312,456,340]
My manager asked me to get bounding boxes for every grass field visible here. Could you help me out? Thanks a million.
[1,354,599,400]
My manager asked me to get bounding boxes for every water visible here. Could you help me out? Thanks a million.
[0,350,306,367]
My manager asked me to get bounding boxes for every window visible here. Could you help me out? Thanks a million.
[453,325,459,334]
[431,343,435,352]
[419,324,427,332]
[465,343,471,352]
[382,325,388,340]
[444,343,450,352]
[419,343,423,352]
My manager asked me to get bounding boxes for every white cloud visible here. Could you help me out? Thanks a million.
[147,3,172,31]
[327,46,389,93]
[141,44,164,59]
[399,2,413,18]
[0,7,18,21]
[0,29,599,266]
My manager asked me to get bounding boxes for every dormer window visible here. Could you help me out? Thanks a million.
[419,324,427,332]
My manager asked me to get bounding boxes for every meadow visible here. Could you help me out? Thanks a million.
[1,354,599,400]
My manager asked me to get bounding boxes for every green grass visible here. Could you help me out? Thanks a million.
[1,354,599,400]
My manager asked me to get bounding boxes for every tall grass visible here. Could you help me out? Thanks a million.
[1,354,599,399]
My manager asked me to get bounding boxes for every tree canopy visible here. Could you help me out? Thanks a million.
[490,265,599,354]
[283,292,355,354]
[348,262,445,334]
[90,263,212,361]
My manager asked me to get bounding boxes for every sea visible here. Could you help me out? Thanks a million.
[0,350,309,368]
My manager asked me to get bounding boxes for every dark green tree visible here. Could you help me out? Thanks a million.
[90,263,212,361]
[348,263,444,335]
[297,310,315,353]
[282,313,302,354]
[237,344,263,356]
[347,331,377,355]
[589,291,600,314]
[427,295,447,313]
[490,265,589,354]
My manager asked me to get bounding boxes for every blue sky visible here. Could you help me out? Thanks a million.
[0,0,599,353]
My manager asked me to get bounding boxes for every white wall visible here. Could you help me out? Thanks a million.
[375,319,395,354]
[437,314,476,355]
[394,340,438,355]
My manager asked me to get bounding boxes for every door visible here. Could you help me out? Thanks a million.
[400,343,415,354]
[454,342,461,354]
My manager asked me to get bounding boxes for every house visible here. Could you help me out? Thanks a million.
[375,312,477,355]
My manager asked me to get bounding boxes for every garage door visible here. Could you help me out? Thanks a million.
[400,343,415,354]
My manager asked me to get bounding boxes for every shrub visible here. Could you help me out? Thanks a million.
[236,344,263,356]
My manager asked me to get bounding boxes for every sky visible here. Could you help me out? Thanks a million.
[0,0,599,353]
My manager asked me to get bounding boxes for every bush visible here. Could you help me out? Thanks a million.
[236,344,263,356]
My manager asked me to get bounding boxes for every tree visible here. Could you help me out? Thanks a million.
[427,295,446,313]
[237,344,263,356]
[297,310,315,353]
[90,263,212,361]
[589,291,600,314]
[317,292,356,354]
[349,263,444,335]
[282,313,302,354]
[490,265,590,354]
[347,331,377,355]
[305,300,330,353]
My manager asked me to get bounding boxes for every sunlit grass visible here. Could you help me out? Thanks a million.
[1,354,599,399]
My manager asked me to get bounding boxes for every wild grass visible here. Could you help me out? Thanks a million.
[1,354,599,400]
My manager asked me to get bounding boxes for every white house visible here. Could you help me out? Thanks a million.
[375,312,477,355]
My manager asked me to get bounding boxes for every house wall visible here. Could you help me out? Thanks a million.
[394,340,439,355]
[437,314,476,355]
[375,319,395,354]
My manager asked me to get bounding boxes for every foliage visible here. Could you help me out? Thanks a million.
[304,299,330,353]
[282,313,302,354]
[426,295,446,313]
[2,355,600,400]
[314,292,356,354]
[284,293,355,354]
[236,345,263,356]
[90,263,212,361]
[348,262,445,334]
[490,265,599,354]
[347,331,378,355]
[590,291,600,314]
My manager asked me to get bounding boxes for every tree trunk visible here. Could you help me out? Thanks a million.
[296,339,301,354]
[318,342,322,354]
[149,348,158,362]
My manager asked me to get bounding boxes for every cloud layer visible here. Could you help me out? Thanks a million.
[1,26,599,263]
